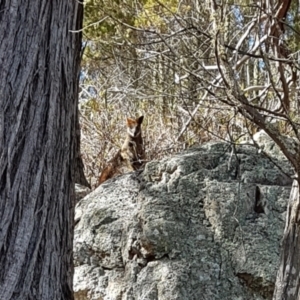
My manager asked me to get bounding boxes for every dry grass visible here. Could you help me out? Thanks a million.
[78,81,252,188]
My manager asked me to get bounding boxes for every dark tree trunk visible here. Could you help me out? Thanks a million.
[0,1,83,299]
[273,179,300,300]
[74,109,90,189]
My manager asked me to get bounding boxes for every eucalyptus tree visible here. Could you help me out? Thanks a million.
[0,1,83,299]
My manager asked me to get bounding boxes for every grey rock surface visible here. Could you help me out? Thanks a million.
[74,142,293,300]
[75,183,91,203]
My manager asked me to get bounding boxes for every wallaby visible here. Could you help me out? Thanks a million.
[98,116,145,185]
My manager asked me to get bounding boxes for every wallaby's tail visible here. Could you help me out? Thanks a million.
[98,165,114,185]
[98,150,123,185]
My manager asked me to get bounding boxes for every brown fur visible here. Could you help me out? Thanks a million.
[98,116,145,185]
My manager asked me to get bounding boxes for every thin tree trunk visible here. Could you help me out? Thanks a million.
[0,1,83,299]
[273,179,300,300]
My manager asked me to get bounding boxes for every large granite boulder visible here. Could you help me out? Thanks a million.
[74,142,292,300]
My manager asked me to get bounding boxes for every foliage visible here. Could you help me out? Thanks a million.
[79,1,300,297]
[80,0,300,187]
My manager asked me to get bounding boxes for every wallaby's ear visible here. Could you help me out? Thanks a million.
[137,115,144,124]
[126,118,134,126]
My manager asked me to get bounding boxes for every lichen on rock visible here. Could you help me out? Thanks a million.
[74,142,292,300]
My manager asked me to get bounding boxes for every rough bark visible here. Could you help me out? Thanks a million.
[273,179,300,300]
[74,110,90,188]
[0,1,83,299]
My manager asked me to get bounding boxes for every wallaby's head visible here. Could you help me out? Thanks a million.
[126,116,144,138]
